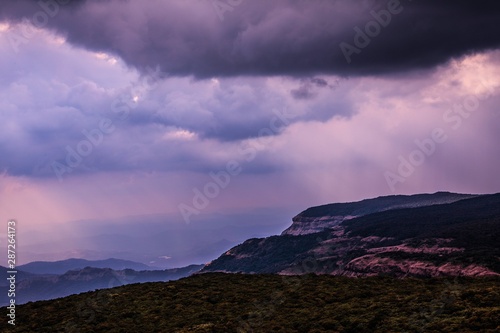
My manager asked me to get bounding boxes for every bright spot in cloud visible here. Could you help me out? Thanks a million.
[94,52,118,65]
[211,78,220,86]
[162,128,197,141]
[49,36,66,45]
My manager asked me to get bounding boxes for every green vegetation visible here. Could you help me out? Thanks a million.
[2,273,499,332]
[207,233,332,273]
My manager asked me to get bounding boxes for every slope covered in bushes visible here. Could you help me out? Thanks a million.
[2,273,499,332]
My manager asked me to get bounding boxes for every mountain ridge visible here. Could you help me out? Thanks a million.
[0,264,203,306]
[202,192,500,277]
[17,258,157,275]
[283,192,480,235]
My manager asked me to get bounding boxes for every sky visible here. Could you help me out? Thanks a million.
[0,0,500,266]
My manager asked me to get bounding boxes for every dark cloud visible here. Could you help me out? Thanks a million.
[291,85,316,100]
[291,77,331,100]
[1,0,500,78]
[310,78,328,87]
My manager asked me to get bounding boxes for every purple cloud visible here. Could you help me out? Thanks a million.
[1,0,500,78]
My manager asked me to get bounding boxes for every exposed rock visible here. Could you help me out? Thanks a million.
[202,192,500,278]
[282,192,478,236]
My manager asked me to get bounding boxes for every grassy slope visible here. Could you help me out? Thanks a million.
[1,273,499,332]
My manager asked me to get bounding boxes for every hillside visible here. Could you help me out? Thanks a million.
[202,193,500,277]
[1,273,499,332]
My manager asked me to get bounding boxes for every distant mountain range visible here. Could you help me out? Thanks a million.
[202,192,500,277]
[19,210,288,269]
[17,258,157,275]
[0,260,203,306]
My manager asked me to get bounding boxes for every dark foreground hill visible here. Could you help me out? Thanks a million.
[1,273,499,332]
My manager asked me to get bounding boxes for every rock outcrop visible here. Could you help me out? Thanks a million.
[202,192,500,278]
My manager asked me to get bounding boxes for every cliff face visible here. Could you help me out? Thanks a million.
[282,215,348,236]
[282,192,477,236]
[202,192,500,278]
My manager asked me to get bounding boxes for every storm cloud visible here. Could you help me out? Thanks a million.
[1,0,500,78]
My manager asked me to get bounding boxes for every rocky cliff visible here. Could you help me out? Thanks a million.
[202,192,500,277]
[282,192,477,236]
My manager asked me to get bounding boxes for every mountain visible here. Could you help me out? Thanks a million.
[202,192,500,277]
[0,266,35,286]
[2,273,499,332]
[0,264,203,306]
[282,192,478,235]
[17,258,156,275]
